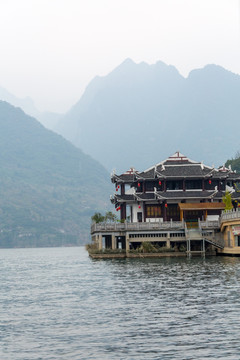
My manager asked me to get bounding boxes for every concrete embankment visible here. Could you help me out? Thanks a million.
[89,252,187,259]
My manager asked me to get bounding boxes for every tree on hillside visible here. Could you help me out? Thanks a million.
[226,151,240,173]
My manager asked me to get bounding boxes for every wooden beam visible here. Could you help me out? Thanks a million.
[180,209,183,221]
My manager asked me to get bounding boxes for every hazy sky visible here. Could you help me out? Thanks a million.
[0,0,239,113]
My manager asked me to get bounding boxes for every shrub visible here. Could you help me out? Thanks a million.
[140,241,157,253]
[85,243,98,253]
[179,244,187,252]
[129,242,175,253]
[159,246,174,252]
[85,243,124,254]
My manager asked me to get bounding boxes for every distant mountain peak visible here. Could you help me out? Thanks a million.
[188,63,240,80]
[121,57,136,66]
[55,59,240,172]
[0,85,61,130]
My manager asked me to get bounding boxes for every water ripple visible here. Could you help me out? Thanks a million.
[0,248,240,359]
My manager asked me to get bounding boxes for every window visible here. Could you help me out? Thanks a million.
[145,181,155,191]
[185,180,202,190]
[166,181,183,190]
[136,182,143,192]
[205,180,218,190]
[146,205,161,217]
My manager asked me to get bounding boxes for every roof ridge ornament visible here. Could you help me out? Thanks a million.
[124,167,137,175]
[154,187,167,200]
[155,168,166,179]
[133,187,144,201]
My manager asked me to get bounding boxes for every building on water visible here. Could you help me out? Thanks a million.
[90,152,240,257]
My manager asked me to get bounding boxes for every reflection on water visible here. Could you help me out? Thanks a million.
[0,248,240,359]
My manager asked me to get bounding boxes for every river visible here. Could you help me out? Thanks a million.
[0,247,240,359]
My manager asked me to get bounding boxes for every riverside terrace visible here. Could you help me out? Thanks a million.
[89,152,240,258]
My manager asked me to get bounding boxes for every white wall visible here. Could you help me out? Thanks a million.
[132,202,143,222]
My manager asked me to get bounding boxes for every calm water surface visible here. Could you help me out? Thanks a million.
[0,247,240,359]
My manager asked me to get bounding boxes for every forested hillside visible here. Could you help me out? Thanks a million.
[226,153,240,173]
[0,101,112,247]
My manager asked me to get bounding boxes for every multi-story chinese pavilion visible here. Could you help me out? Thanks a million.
[111,151,240,223]
[90,152,240,257]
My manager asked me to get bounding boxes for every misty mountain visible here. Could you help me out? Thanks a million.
[56,59,240,172]
[0,101,111,247]
[0,85,61,129]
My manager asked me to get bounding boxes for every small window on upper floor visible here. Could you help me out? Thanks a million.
[166,181,183,190]
[185,180,202,190]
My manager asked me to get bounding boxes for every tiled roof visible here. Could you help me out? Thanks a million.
[112,189,240,203]
[228,173,240,180]
[138,169,155,179]
[156,165,211,177]
[135,193,155,200]
[155,190,217,199]
[113,152,240,182]
[232,192,240,199]
[114,194,135,201]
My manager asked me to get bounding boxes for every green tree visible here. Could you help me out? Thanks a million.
[222,191,233,211]
[91,212,105,223]
[104,211,117,222]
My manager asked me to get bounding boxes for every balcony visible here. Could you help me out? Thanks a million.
[221,208,240,222]
[91,220,185,234]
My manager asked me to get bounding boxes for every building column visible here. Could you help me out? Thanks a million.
[224,179,227,190]
[98,234,102,250]
[180,209,183,221]
[143,203,146,222]
[163,202,167,221]
[121,183,125,195]
[166,233,170,248]
[121,203,126,221]
[164,180,167,192]
[126,233,130,252]
[188,239,191,256]
[111,235,116,249]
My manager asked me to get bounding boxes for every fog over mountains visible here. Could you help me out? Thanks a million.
[0,59,240,247]
[0,86,61,130]
[0,101,111,247]
[55,59,240,172]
